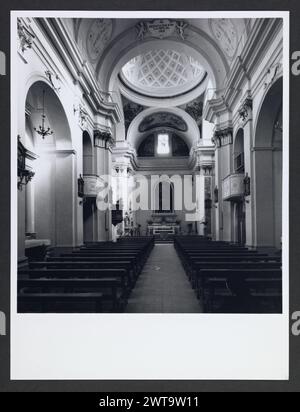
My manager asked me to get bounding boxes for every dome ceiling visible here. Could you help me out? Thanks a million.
[120,50,207,98]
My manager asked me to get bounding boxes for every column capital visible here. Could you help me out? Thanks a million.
[212,127,233,148]
[94,130,114,149]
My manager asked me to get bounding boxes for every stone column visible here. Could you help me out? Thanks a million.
[195,165,213,237]
[18,144,38,261]
[25,179,35,235]
[213,141,221,241]
[253,148,275,248]
[213,128,233,242]
[238,95,255,247]
[55,150,77,247]
[94,131,113,242]
[18,187,26,262]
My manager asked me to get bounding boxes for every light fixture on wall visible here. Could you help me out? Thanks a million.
[34,89,54,139]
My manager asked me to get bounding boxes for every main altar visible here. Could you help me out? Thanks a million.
[147,213,181,238]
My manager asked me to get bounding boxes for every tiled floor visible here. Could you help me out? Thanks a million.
[125,244,202,313]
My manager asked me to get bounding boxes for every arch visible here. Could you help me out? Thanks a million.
[82,130,94,175]
[127,106,200,151]
[153,180,175,213]
[24,80,72,150]
[107,39,217,108]
[96,21,230,90]
[233,128,245,173]
[254,77,283,147]
[21,80,76,249]
[253,77,283,249]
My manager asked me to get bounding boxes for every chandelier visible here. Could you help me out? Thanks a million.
[34,89,54,139]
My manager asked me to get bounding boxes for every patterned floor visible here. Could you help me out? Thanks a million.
[125,244,202,313]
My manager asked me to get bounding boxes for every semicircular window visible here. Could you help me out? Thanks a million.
[137,133,189,157]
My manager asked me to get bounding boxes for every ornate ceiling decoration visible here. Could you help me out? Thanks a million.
[123,101,144,132]
[209,19,238,60]
[86,19,113,63]
[185,100,203,122]
[135,19,188,41]
[138,112,188,133]
[121,50,206,98]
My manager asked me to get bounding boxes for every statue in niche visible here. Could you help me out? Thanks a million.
[244,173,251,197]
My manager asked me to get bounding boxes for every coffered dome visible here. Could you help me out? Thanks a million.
[120,50,207,98]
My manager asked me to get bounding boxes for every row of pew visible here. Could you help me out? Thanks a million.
[18,237,155,313]
[174,236,282,313]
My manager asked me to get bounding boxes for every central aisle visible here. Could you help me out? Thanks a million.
[125,244,202,313]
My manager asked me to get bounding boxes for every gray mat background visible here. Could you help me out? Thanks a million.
[0,0,299,392]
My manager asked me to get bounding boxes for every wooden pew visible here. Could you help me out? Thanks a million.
[180,254,279,277]
[192,262,281,296]
[198,268,282,313]
[18,237,155,313]
[78,250,149,266]
[58,254,140,276]
[29,260,136,286]
[18,277,125,312]
[18,292,104,313]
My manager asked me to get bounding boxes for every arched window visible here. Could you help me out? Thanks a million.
[234,129,245,173]
[154,182,174,213]
[137,133,189,157]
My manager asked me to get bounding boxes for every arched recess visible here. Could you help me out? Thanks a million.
[233,129,245,173]
[254,77,283,249]
[82,130,94,174]
[21,81,76,250]
[82,130,96,243]
[232,128,246,245]
[153,181,175,213]
[127,106,200,151]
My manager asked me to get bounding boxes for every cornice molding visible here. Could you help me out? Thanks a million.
[204,18,282,121]
[212,126,233,148]
[36,18,121,125]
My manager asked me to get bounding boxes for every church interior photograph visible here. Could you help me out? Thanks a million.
[16,16,284,314]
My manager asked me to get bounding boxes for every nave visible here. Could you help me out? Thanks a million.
[125,243,202,313]
[16,17,284,314]
[18,236,282,314]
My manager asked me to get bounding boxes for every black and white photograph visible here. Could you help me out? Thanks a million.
[9,9,290,382]
[15,15,285,315]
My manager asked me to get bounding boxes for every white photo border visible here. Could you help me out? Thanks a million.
[11,10,290,381]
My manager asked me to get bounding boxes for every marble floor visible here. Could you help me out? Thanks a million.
[125,244,202,313]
